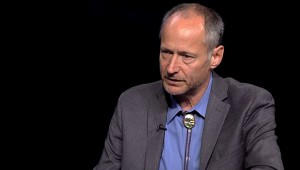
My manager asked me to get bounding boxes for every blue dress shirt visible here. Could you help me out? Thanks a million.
[159,75,212,170]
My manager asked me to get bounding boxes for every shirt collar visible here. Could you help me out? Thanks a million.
[166,73,213,124]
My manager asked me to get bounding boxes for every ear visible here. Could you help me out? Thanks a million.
[210,45,224,69]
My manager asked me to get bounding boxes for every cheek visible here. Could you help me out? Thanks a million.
[159,60,168,70]
[159,62,166,74]
[190,64,207,79]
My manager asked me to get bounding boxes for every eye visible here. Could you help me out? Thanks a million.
[161,49,172,54]
[160,49,173,59]
[182,54,193,59]
[181,54,196,64]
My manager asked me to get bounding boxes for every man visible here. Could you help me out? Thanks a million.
[93,3,284,170]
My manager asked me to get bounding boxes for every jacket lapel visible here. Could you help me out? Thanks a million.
[145,84,168,170]
[200,73,230,170]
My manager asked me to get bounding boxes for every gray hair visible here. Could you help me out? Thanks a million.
[159,3,224,58]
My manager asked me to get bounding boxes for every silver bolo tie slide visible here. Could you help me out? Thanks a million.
[183,112,195,129]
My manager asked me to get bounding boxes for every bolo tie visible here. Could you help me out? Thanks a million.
[182,111,196,170]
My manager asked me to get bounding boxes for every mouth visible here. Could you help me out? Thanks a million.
[164,77,182,84]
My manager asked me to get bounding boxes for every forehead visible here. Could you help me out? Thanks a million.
[168,12,204,24]
[162,14,205,40]
[163,14,205,33]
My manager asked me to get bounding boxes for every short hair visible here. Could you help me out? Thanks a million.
[160,3,224,56]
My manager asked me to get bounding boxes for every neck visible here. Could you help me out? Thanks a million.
[176,76,211,111]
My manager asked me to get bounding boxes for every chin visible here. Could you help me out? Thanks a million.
[163,83,186,96]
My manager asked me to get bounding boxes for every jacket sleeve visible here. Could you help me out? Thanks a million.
[243,89,284,170]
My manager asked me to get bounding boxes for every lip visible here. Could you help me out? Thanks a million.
[165,77,182,85]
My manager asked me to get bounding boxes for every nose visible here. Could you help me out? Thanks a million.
[167,55,180,74]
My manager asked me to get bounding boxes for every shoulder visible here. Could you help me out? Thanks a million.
[224,77,272,96]
[212,72,273,103]
[118,80,163,102]
[222,77,274,103]
[122,80,162,96]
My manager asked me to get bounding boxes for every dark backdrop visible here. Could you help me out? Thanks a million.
[44,0,296,169]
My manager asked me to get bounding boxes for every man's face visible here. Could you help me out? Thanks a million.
[159,15,212,97]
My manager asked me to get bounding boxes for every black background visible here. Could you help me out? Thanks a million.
[84,0,296,169]
[15,0,297,169]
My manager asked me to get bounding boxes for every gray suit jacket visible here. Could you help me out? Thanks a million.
[94,73,284,170]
